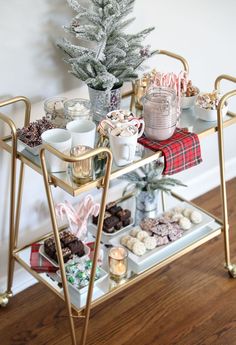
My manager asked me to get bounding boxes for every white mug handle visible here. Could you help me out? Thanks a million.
[121,144,132,161]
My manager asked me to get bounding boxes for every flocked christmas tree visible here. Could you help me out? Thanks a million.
[58,0,158,91]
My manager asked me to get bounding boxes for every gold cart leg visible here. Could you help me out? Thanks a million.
[3,122,17,303]
[40,150,77,345]
[0,96,31,306]
[6,162,25,295]
[217,90,236,278]
[80,151,113,345]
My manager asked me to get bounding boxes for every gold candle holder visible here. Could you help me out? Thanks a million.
[70,145,93,184]
[108,246,128,282]
[133,77,149,110]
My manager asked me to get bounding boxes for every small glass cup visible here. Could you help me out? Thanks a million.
[70,145,93,184]
[44,97,68,128]
[64,98,91,121]
[108,246,128,282]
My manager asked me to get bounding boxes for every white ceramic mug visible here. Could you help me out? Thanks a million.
[41,128,72,172]
[66,119,96,148]
[109,126,141,167]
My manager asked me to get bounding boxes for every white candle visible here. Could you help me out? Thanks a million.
[109,246,128,281]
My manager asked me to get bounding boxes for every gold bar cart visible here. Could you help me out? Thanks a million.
[1,51,236,345]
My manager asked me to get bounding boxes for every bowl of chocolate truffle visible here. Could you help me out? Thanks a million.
[181,80,200,110]
[17,117,55,156]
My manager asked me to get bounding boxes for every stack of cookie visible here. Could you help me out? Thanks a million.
[120,227,157,257]
[93,204,132,234]
[44,230,85,263]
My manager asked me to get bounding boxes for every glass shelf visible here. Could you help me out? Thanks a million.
[1,94,236,196]
[14,196,222,313]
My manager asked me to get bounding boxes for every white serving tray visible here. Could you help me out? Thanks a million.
[110,202,215,274]
[39,243,90,268]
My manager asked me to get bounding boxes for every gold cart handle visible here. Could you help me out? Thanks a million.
[0,96,31,128]
[214,74,236,117]
[214,74,236,92]
[158,50,189,73]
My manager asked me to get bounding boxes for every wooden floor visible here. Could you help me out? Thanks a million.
[1,180,236,345]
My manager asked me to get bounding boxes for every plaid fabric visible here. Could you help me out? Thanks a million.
[138,128,202,175]
[30,243,57,273]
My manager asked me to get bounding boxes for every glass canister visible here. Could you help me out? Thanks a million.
[44,97,68,128]
[142,87,178,141]
[64,98,91,122]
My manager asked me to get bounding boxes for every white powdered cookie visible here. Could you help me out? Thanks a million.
[179,217,192,230]
[143,236,156,250]
[120,235,131,246]
[164,211,174,220]
[190,210,202,224]
[171,213,184,222]
[130,227,141,238]
[173,206,184,214]
[136,230,149,242]
[182,208,193,218]
[126,237,138,250]
[132,241,146,256]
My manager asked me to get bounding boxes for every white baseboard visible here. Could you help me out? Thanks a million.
[0,267,37,295]
[2,157,236,296]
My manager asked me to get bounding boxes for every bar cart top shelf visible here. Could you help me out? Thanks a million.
[1,102,236,197]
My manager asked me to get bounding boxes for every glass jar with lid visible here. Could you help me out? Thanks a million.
[44,97,68,128]
[142,87,178,141]
[64,98,91,122]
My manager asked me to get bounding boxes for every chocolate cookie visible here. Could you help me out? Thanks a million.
[117,209,131,221]
[107,205,122,216]
[103,215,120,231]
[67,239,85,257]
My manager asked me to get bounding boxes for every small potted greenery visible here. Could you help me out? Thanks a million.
[119,162,186,213]
[58,0,158,122]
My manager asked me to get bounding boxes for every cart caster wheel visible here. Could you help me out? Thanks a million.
[0,298,9,307]
[0,295,9,307]
[227,264,236,278]
[0,291,13,307]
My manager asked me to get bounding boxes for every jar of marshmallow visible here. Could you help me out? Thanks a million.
[44,97,68,128]
[64,98,91,122]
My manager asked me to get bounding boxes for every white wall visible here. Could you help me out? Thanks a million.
[1,0,236,294]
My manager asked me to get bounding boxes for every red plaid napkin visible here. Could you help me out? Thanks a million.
[30,243,57,273]
[138,128,202,175]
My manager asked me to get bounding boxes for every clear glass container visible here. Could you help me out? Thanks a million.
[70,145,93,184]
[64,98,91,122]
[44,97,68,128]
[108,246,128,282]
[142,87,178,141]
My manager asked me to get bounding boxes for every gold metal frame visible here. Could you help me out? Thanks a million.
[1,71,236,344]
[39,144,112,345]
[214,75,236,277]
[0,96,31,306]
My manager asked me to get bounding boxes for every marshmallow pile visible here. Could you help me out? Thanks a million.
[111,125,137,137]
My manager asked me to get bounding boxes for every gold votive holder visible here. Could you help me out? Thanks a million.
[70,145,93,184]
[108,246,128,282]
[133,77,149,110]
